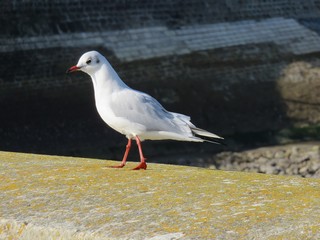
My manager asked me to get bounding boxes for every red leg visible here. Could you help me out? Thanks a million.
[110,138,131,168]
[132,136,147,170]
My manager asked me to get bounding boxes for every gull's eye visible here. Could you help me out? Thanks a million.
[86,59,92,65]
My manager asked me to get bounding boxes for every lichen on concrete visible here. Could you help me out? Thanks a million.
[1,151,320,239]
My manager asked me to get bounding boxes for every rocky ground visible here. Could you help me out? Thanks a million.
[208,142,320,178]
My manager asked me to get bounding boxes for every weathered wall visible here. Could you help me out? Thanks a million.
[1,1,320,159]
[1,151,320,239]
[2,0,319,37]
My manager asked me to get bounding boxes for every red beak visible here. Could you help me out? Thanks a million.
[66,65,80,73]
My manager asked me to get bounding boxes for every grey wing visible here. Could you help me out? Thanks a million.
[110,89,188,132]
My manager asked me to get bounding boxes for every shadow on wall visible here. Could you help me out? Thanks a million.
[2,45,320,165]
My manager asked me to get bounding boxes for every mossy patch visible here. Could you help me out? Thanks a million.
[278,125,320,141]
[1,151,320,239]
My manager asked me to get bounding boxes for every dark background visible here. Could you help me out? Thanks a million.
[1,1,320,166]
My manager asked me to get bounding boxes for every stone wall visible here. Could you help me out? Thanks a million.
[2,0,320,37]
[0,1,317,36]
[1,1,320,159]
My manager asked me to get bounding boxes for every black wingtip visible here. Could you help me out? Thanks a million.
[205,138,227,146]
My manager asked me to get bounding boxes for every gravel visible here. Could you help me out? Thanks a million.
[209,142,320,178]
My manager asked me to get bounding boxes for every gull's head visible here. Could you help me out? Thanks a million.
[67,50,105,75]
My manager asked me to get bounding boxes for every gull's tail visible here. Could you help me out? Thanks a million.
[172,112,225,144]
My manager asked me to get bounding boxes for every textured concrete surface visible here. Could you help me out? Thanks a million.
[1,151,320,239]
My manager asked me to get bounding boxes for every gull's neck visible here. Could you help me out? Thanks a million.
[90,61,129,96]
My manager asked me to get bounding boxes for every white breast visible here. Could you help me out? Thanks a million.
[95,92,146,138]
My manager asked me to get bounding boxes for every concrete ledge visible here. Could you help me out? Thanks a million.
[1,151,320,239]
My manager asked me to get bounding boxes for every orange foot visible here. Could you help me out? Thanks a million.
[132,162,147,170]
[109,164,125,168]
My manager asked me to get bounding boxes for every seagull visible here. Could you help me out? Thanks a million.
[67,51,223,170]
